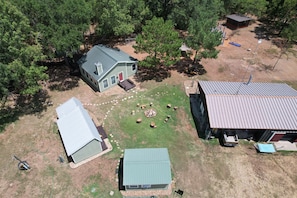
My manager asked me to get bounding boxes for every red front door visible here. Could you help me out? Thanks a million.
[118,72,123,82]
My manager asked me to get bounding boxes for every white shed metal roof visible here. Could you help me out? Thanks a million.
[199,81,297,130]
[56,97,102,156]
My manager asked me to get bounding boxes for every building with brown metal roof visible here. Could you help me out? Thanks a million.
[192,81,297,143]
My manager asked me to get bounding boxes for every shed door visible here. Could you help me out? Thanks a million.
[270,133,285,142]
[118,72,124,82]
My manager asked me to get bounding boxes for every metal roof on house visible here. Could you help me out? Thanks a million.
[79,45,137,81]
[56,97,82,118]
[56,97,102,156]
[226,14,252,22]
[199,81,297,96]
[123,148,172,186]
[199,81,297,130]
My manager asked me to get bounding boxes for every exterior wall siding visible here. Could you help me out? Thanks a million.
[71,139,102,164]
[80,68,100,91]
[97,63,137,92]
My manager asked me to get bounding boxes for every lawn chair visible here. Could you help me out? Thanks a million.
[174,189,184,197]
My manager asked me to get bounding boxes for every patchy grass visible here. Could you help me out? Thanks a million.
[81,175,121,198]
[218,65,226,73]
[264,48,278,56]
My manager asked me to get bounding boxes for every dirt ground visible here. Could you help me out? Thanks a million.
[0,21,297,198]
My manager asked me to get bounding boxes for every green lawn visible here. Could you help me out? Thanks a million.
[104,84,194,149]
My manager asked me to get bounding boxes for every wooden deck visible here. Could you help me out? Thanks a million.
[97,125,108,150]
[97,125,108,139]
[118,79,136,91]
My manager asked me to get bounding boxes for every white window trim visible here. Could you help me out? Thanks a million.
[111,76,116,84]
[103,79,108,88]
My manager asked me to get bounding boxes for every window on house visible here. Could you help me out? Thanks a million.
[128,185,139,189]
[132,63,137,71]
[103,79,108,88]
[111,76,116,84]
[141,184,151,189]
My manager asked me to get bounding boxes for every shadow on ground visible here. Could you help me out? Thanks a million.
[40,59,80,91]
[0,89,52,132]
[134,66,171,82]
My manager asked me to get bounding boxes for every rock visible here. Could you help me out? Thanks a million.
[167,104,171,108]
[150,122,157,128]
[110,191,114,196]
[136,118,142,123]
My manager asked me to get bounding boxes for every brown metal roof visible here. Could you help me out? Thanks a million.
[199,81,297,130]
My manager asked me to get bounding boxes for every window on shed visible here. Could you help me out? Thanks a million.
[103,79,108,88]
[111,76,116,84]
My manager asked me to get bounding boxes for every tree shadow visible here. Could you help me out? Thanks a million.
[174,58,207,77]
[134,66,171,82]
[15,89,51,116]
[40,59,80,91]
[0,107,20,132]
[0,89,52,132]
[252,18,284,42]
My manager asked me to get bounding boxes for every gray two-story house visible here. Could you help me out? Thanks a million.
[78,45,138,92]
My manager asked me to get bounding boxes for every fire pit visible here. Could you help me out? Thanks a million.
[144,109,157,118]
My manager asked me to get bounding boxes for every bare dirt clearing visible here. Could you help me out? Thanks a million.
[1,21,297,198]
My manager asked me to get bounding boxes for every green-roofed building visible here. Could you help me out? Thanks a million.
[78,45,138,92]
[123,148,172,191]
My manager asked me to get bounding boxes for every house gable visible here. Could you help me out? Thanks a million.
[71,139,102,164]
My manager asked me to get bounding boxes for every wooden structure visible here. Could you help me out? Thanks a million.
[226,14,252,30]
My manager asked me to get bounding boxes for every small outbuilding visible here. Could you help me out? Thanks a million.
[123,148,172,191]
[226,14,252,30]
[56,97,103,164]
[78,45,138,92]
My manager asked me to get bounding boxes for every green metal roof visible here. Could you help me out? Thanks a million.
[78,45,137,81]
[123,148,172,186]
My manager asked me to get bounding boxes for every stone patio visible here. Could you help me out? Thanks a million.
[273,141,297,151]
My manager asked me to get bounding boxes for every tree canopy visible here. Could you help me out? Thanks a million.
[12,0,92,57]
[186,0,222,63]
[0,0,47,101]
[134,17,182,68]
